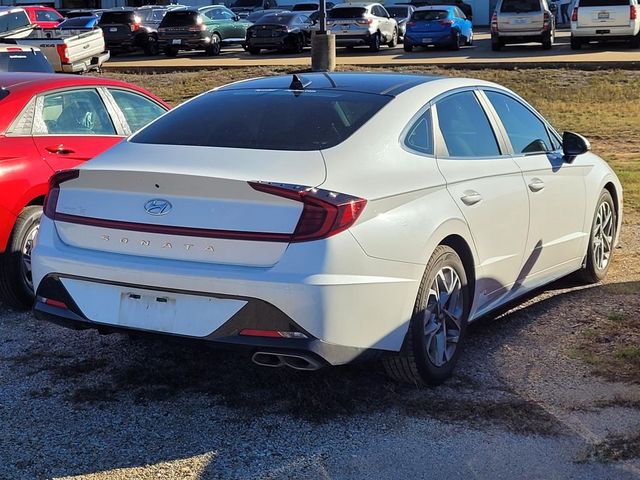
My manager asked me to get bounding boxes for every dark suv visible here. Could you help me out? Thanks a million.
[98,9,160,56]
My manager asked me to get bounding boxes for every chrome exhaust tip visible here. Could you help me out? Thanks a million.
[252,352,284,368]
[251,352,323,371]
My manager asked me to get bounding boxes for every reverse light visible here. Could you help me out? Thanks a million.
[571,7,578,21]
[249,182,367,242]
[356,18,373,25]
[56,44,69,63]
[43,169,79,220]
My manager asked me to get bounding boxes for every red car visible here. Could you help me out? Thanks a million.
[0,73,169,309]
[22,6,64,29]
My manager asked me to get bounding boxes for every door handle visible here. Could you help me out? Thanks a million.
[45,144,75,155]
[460,190,482,206]
[528,178,545,192]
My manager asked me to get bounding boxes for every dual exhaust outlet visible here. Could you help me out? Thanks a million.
[251,351,323,371]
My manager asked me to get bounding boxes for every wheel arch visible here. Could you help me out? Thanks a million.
[440,233,476,305]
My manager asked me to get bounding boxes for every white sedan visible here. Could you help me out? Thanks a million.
[32,73,622,385]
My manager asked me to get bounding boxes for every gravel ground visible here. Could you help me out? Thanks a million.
[0,218,639,479]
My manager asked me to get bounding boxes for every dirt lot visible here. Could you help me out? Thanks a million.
[0,68,639,479]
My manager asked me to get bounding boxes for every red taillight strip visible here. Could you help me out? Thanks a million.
[52,212,294,243]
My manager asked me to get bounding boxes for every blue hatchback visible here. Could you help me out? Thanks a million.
[404,6,473,51]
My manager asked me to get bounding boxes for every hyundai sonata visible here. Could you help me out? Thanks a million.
[32,73,622,385]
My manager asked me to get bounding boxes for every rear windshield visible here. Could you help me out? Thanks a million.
[0,50,53,73]
[132,89,391,151]
[160,11,199,27]
[292,4,318,10]
[0,10,31,35]
[413,10,449,20]
[579,0,629,6]
[500,0,542,12]
[99,11,135,24]
[256,13,296,23]
[387,7,410,17]
[228,0,264,7]
[328,7,367,18]
[58,16,95,28]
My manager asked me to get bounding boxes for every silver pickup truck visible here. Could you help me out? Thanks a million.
[0,6,109,73]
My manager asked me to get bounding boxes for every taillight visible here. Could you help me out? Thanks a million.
[44,169,79,220]
[440,19,454,26]
[356,18,373,25]
[543,11,551,29]
[56,44,69,63]
[406,20,416,27]
[6,47,23,52]
[131,15,141,31]
[249,182,367,242]
[491,12,498,33]
[188,24,206,32]
[631,5,637,20]
[572,7,578,21]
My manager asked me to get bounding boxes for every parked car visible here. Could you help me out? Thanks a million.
[60,9,104,20]
[98,9,160,56]
[31,72,622,385]
[386,4,415,38]
[327,2,398,51]
[158,6,250,56]
[0,73,169,309]
[570,0,640,49]
[246,12,313,53]
[227,0,280,18]
[135,4,187,31]
[0,44,53,72]
[491,0,555,50]
[22,6,63,29]
[57,16,100,30]
[1,8,109,74]
[404,6,472,51]
[290,2,335,11]
[246,8,291,22]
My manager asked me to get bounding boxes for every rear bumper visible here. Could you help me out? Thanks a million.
[159,34,210,51]
[61,50,110,73]
[246,36,289,49]
[571,24,639,38]
[32,217,423,362]
[405,31,455,46]
[493,31,549,43]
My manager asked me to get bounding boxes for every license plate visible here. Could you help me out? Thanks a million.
[598,11,610,19]
[596,29,610,34]
[172,39,181,44]
[109,27,117,32]
[514,18,529,24]
[119,292,177,330]
[342,29,348,33]
[422,38,433,43]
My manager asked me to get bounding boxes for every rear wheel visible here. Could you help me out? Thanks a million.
[0,206,42,310]
[450,31,461,50]
[370,32,381,52]
[491,36,502,51]
[542,30,553,50]
[248,46,261,55]
[383,245,470,386]
[289,34,304,53]
[570,35,582,50]
[388,28,398,47]
[575,190,617,284]
[208,33,222,56]
[164,46,179,57]
[144,35,159,55]
[629,33,640,48]
[466,30,473,46]
[403,42,413,52]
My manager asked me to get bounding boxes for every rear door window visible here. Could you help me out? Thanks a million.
[485,91,553,154]
[436,91,501,158]
[132,89,392,151]
[500,0,542,12]
[37,89,116,136]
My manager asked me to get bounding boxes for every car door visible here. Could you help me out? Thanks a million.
[31,88,125,172]
[375,5,393,37]
[433,90,530,313]
[481,89,587,282]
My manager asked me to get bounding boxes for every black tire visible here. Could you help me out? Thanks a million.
[403,42,413,52]
[491,37,502,51]
[0,206,42,310]
[542,31,553,50]
[575,190,617,284]
[629,33,640,48]
[369,32,381,52]
[144,35,159,56]
[466,31,473,46]
[450,31,461,50]
[248,46,261,55]
[208,34,222,56]
[290,34,304,53]
[164,47,179,57]
[388,28,398,48]
[383,245,470,386]
[570,36,582,50]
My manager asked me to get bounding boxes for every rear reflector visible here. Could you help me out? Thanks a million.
[249,182,366,242]
[239,329,308,339]
[42,297,68,309]
[571,7,578,21]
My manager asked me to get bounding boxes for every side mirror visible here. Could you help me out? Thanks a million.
[562,131,590,163]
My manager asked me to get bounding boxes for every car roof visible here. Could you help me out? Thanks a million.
[415,5,455,10]
[219,72,443,96]
[332,2,377,7]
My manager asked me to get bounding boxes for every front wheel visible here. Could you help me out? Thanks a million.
[383,245,470,385]
[388,28,398,48]
[0,206,42,310]
[575,190,617,284]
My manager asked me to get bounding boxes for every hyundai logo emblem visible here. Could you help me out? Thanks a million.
[144,199,172,216]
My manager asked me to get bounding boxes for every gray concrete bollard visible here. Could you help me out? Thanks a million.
[311,32,336,72]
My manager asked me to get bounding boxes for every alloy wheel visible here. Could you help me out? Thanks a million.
[424,266,463,367]
[593,200,614,270]
[20,222,39,293]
